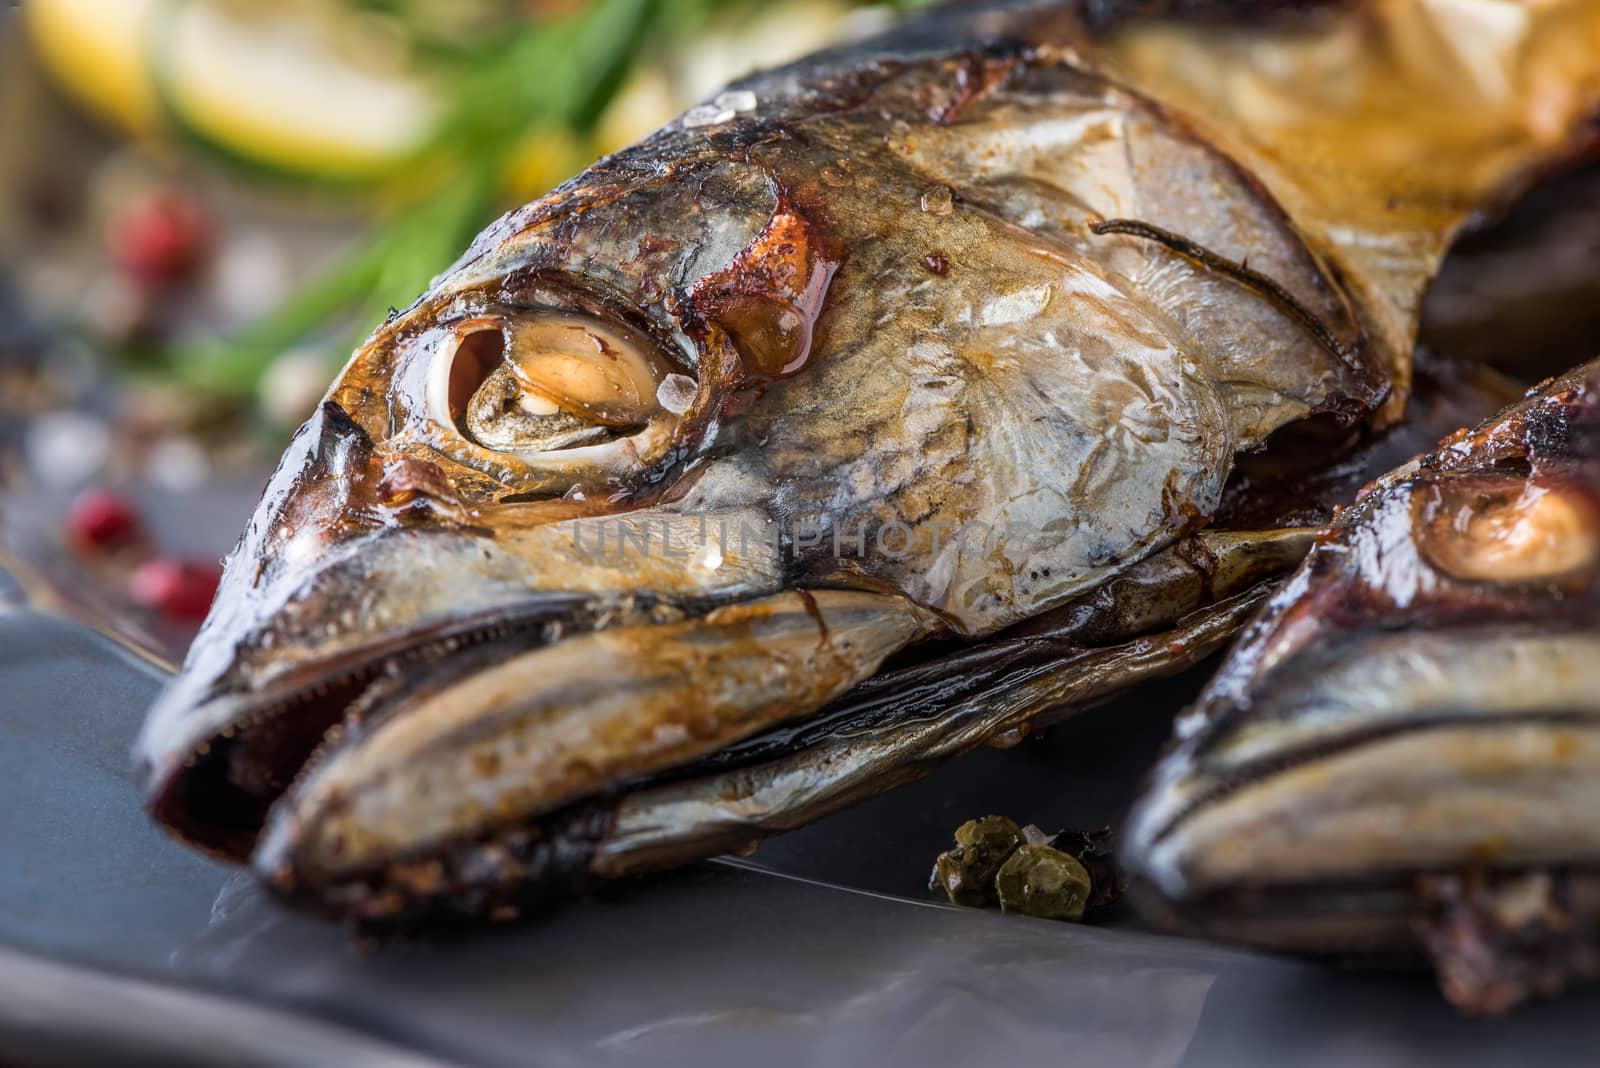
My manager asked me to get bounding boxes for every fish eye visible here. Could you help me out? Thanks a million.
[1414,475,1600,585]
[426,311,695,458]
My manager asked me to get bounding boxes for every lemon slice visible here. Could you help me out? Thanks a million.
[24,0,163,136]
[27,0,439,182]
[151,0,438,182]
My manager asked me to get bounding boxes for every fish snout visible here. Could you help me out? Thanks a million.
[1124,627,1600,955]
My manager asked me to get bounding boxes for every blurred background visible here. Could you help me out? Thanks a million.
[0,0,922,660]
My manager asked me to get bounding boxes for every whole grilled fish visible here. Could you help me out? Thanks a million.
[1125,357,1600,1014]
[136,0,1600,925]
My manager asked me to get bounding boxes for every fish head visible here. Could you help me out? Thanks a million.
[134,149,865,860]
[1124,361,1600,958]
[135,45,1391,917]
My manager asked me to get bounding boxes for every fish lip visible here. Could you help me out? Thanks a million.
[139,599,589,861]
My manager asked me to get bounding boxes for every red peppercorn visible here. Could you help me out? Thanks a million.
[129,558,222,622]
[65,489,143,552]
[108,190,212,288]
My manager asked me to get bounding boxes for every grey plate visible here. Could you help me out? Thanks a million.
[3,604,1598,1067]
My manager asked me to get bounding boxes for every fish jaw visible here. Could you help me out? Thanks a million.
[249,588,933,923]
[1124,359,1600,965]
[1127,627,1600,955]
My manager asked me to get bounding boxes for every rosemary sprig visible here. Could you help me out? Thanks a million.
[163,0,658,396]
[159,0,922,400]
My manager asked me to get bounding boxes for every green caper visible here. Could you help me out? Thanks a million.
[954,815,1024,854]
[931,815,1025,907]
[994,843,1093,922]
[930,844,999,907]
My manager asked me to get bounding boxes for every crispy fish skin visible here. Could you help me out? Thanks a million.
[135,0,1600,921]
[1124,359,1600,1012]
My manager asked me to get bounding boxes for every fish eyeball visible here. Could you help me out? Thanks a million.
[427,312,691,455]
[1416,475,1600,584]
[505,314,666,428]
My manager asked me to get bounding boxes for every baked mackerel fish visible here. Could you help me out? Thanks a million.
[136,0,1600,925]
[1125,358,1600,1014]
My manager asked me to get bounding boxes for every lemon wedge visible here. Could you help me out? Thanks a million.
[24,0,162,136]
[27,0,438,182]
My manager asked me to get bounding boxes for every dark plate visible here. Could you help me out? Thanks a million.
[3,602,1597,1067]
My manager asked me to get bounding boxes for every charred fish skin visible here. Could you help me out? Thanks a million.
[1123,359,1600,1013]
[135,0,1600,923]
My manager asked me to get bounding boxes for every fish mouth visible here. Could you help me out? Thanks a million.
[1124,627,1600,953]
[1127,712,1600,960]
[141,576,935,918]
[140,601,589,861]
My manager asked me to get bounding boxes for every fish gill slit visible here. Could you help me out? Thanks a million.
[1090,218,1360,373]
